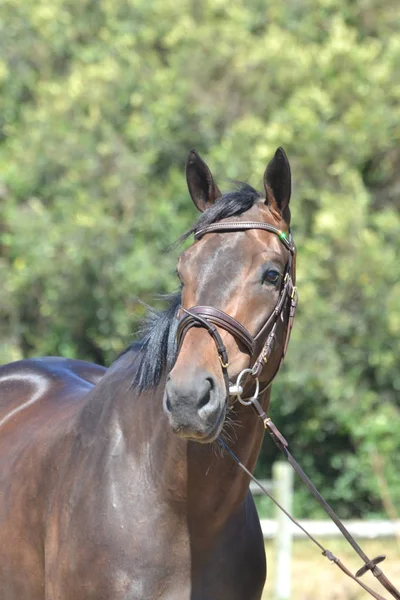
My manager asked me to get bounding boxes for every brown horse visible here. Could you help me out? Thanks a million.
[0,148,295,599]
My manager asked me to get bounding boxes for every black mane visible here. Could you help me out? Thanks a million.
[130,183,262,391]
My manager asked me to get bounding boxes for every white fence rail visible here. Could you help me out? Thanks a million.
[260,518,400,540]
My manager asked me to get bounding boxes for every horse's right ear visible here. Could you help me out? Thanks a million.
[186,150,222,212]
[264,147,291,223]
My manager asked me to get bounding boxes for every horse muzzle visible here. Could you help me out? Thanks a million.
[163,370,226,443]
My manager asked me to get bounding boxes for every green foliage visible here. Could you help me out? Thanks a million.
[1,0,399,517]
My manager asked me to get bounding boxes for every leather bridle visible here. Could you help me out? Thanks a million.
[175,219,400,600]
[176,220,298,400]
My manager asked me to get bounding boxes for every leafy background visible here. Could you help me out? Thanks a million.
[1,0,399,518]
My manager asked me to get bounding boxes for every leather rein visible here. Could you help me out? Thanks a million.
[176,219,400,600]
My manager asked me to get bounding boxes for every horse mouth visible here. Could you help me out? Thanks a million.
[170,406,226,444]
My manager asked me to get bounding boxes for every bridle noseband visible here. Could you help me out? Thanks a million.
[176,220,298,403]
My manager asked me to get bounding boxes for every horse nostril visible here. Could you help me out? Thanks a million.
[197,388,211,410]
[165,395,172,413]
[206,377,215,390]
[197,378,214,411]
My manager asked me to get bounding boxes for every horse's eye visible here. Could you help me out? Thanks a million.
[262,269,281,285]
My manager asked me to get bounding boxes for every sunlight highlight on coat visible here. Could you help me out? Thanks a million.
[0,373,49,430]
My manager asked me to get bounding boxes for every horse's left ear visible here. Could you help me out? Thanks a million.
[264,147,291,222]
[186,149,222,212]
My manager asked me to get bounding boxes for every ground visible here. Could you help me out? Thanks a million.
[262,538,400,599]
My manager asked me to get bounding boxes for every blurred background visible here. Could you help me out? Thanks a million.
[0,0,399,596]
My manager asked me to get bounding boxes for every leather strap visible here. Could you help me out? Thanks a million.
[195,221,295,253]
[178,306,255,355]
[177,308,231,396]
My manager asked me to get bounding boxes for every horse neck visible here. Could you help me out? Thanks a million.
[122,365,269,526]
[80,352,268,532]
[187,396,269,520]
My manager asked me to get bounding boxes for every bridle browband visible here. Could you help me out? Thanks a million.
[177,220,298,400]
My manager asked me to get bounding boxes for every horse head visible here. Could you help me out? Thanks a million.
[163,148,296,443]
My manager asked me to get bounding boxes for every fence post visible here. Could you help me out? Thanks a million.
[273,461,294,600]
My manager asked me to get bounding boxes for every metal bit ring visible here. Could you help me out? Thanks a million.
[229,368,259,405]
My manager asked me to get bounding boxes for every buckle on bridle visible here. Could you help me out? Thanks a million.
[219,355,229,369]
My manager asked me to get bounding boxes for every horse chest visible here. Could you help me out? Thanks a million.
[47,488,265,600]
